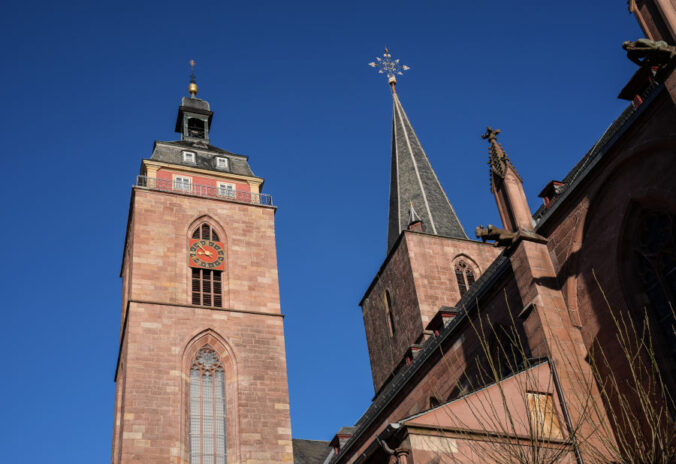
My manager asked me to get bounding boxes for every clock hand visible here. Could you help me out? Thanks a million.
[196,243,213,257]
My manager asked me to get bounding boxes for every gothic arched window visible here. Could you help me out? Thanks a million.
[191,223,223,307]
[190,346,226,464]
[455,260,477,297]
[625,209,676,384]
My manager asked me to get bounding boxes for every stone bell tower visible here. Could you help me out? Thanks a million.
[110,71,293,464]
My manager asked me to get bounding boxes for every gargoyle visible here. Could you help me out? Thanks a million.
[622,38,676,67]
[475,224,516,247]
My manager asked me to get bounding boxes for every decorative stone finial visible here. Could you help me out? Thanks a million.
[369,48,410,93]
[482,126,521,188]
[481,126,501,143]
[188,59,198,97]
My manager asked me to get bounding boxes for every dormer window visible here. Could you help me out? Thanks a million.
[216,157,229,170]
[183,151,196,164]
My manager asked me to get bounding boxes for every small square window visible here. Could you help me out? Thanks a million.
[216,157,229,170]
[174,176,192,192]
[218,182,235,198]
[183,151,196,164]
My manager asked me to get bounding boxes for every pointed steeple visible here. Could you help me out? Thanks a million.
[369,49,467,252]
[386,90,467,251]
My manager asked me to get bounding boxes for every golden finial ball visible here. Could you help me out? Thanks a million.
[189,82,198,97]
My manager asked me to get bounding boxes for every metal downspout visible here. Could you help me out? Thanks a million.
[548,358,584,464]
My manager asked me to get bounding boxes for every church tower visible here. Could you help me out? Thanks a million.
[362,51,502,393]
[111,73,293,464]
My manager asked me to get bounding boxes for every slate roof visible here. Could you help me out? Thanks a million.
[149,140,257,178]
[388,92,467,253]
[292,438,330,464]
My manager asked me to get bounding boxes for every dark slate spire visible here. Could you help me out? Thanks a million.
[387,91,467,252]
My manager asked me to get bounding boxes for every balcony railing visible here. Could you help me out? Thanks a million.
[135,176,273,206]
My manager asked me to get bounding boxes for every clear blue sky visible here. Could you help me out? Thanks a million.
[0,1,642,461]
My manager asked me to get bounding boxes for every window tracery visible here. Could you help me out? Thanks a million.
[629,209,676,374]
[455,259,477,297]
[190,346,226,464]
[619,207,676,388]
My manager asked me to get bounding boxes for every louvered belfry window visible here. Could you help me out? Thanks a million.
[190,347,226,464]
[191,224,223,307]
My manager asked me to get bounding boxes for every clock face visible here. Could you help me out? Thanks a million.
[188,239,226,270]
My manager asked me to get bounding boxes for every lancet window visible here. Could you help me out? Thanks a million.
[191,223,223,307]
[455,259,477,297]
[384,290,396,336]
[190,346,226,464]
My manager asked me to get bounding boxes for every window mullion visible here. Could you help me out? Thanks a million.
[212,369,217,464]
[200,372,204,464]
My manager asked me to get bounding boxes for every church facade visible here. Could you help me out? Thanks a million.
[110,2,675,463]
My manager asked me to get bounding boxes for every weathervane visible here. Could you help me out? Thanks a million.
[188,59,198,97]
[369,48,410,92]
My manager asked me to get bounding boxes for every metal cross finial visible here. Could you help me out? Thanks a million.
[481,126,501,143]
[369,48,410,88]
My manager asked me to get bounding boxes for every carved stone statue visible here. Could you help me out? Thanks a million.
[622,38,676,67]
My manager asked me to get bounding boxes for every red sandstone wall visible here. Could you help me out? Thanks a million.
[405,233,502,326]
[346,270,529,462]
[115,303,292,464]
[541,73,676,391]
[113,187,292,464]
[128,189,280,313]
[361,232,502,393]
[361,237,422,394]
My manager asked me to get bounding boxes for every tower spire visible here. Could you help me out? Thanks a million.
[370,49,467,252]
